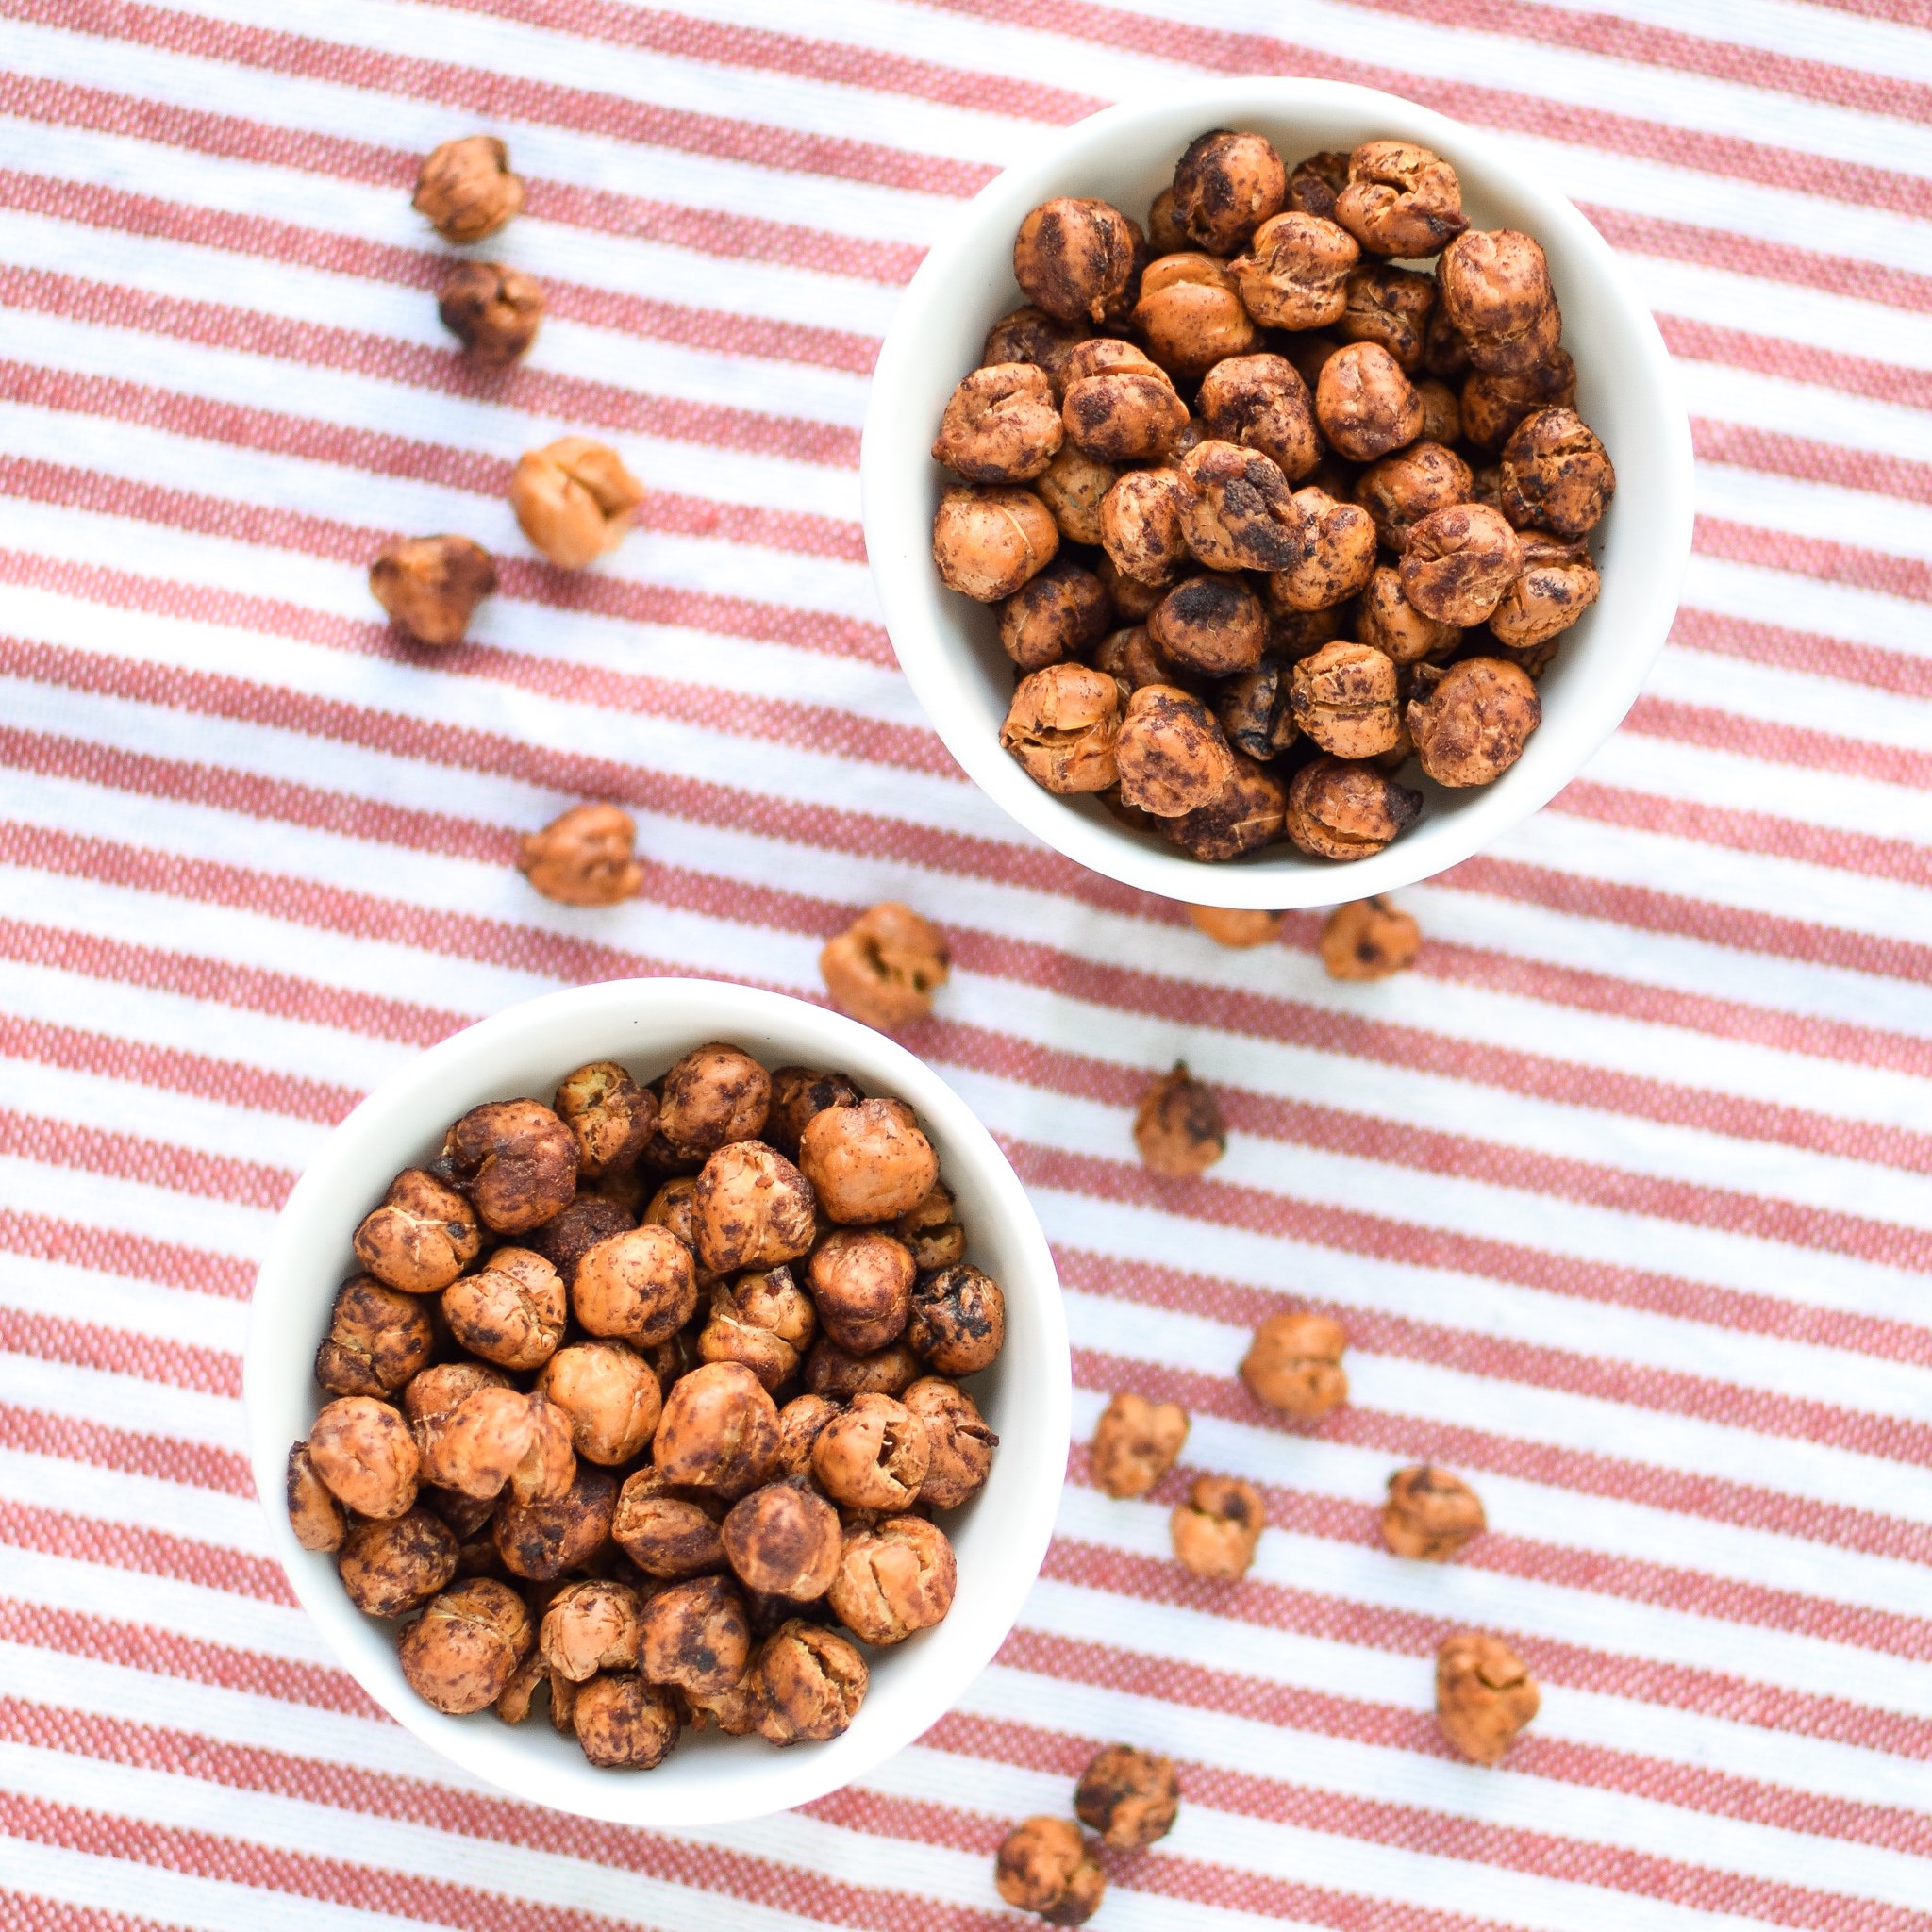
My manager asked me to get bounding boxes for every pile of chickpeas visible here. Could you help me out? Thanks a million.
[928,131,1615,865]
[285,1045,1002,1768]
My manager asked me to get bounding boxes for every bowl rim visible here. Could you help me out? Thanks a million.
[243,976,1071,1825]
[860,76,1695,909]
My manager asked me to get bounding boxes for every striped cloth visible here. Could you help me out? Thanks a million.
[3,1,1930,1928]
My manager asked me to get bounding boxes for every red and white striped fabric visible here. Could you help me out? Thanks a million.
[2,0,1930,1926]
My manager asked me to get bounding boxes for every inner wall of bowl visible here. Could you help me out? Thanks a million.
[248,984,1062,1823]
[877,87,1678,902]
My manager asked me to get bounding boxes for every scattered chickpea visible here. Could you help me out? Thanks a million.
[511,437,642,569]
[1075,1742,1180,1850]
[438,260,542,364]
[1383,1466,1487,1560]
[1187,904,1283,948]
[1171,1473,1266,1578]
[995,1814,1106,1925]
[413,135,523,243]
[1133,1062,1225,1177]
[368,535,496,647]
[820,901,950,1030]
[1321,896,1421,981]
[1436,1630,1540,1763]
[517,803,643,908]
[1090,1391,1189,1499]
[1241,1310,1349,1419]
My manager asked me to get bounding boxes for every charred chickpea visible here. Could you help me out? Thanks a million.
[612,1467,726,1578]
[1498,406,1614,537]
[1400,503,1524,626]
[1287,148,1349,220]
[1163,752,1290,864]
[1188,904,1284,948]
[753,1619,869,1745]
[658,1043,772,1161]
[1099,466,1192,585]
[699,1265,817,1391]
[1061,360,1188,465]
[932,484,1059,601]
[337,1509,458,1618]
[764,1067,859,1159]
[413,135,523,242]
[1171,129,1288,253]
[894,1180,966,1274]
[1090,1391,1189,1499]
[511,437,643,569]
[368,535,496,647]
[640,1574,752,1698]
[828,1514,957,1644]
[441,1248,566,1371]
[808,1228,916,1354]
[571,1223,699,1345]
[1337,263,1437,373]
[1215,657,1297,764]
[774,1392,842,1478]
[1075,1743,1181,1851]
[1171,1473,1266,1579]
[1034,444,1118,546]
[798,1096,940,1224]
[931,362,1063,483]
[527,1195,635,1289]
[1290,641,1403,760]
[287,1442,345,1551]
[553,1060,656,1178]
[1384,1465,1487,1560]
[443,1099,577,1236]
[995,1816,1106,1926]
[1229,210,1357,330]
[1194,355,1319,481]
[352,1168,481,1295]
[981,304,1091,395]
[1134,1062,1225,1176]
[1357,564,1460,667]
[1148,572,1267,678]
[1115,685,1237,819]
[655,1361,781,1492]
[315,1275,435,1399]
[907,1263,1006,1376]
[1437,1631,1540,1763]
[1316,341,1424,463]
[1488,528,1600,653]
[1355,441,1474,554]
[1460,352,1576,454]
[540,1577,644,1681]
[493,1464,618,1581]
[517,802,642,908]
[399,1576,533,1714]
[996,558,1111,673]
[538,1339,662,1465]
[574,1673,681,1769]
[722,1477,842,1598]
[1415,377,1461,446]
[902,1377,997,1509]
[1407,658,1542,787]
[691,1141,816,1276]
[1241,1310,1349,1418]
[1321,896,1422,980]
[1131,253,1259,380]
[437,259,542,364]
[1438,229,1560,375]
[1284,756,1423,861]
[803,1335,922,1401]
[1335,141,1467,258]
[307,1395,419,1519]
[1012,196,1146,325]
[810,1391,929,1510]
[1272,488,1376,610]
[821,901,950,1031]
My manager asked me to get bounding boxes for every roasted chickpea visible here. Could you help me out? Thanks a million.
[1013,197,1145,325]
[1498,406,1614,537]
[981,305,1091,395]
[1241,1310,1348,1417]
[1075,1743,1180,1850]
[1284,756,1423,860]
[753,1619,868,1744]
[509,1391,577,1507]
[1188,904,1283,947]
[1414,377,1461,446]
[1383,1465,1487,1560]
[1214,657,1297,764]
[441,1248,566,1371]
[1287,331,1345,393]
[802,1337,922,1401]
[1133,1062,1225,1175]
[438,258,541,365]
[690,1141,815,1277]
[932,484,1059,601]
[1357,564,1460,666]
[684,1671,769,1737]
[1335,141,1466,258]
[902,1377,996,1509]
[797,1097,939,1224]
[1488,529,1599,652]
[351,1168,481,1294]
[764,1067,859,1159]
[1061,364,1188,464]
[932,362,1063,483]
[569,1223,699,1346]
[654,1361,781,1492]
[698,1266,816,1391]
[641,1175,716,1276]
[286,1442,345,1551]
[1354,441,1473,553]
[1271,489,1376,611]
[552,1061,656,1178]
[894,1181,966,1274]
[1146,184,1189,254]
[315,1274,435,1398]
[1407,657,1542,787]
[369,534,496,647]
[1145,573,1266,678]
[612,1468,725,1578]
[805,1228,913,1355]
[403,1357,505,1462]
[1437,1630,1540,1764]
[1131,253,1258,380]
[637,1574,752,1698]
[997,559,1111,672]
[1176,441,1308,574]
[493,1464,618,1581]
[1460,352,1576,454]
[1172,129,1287,253]
[827,1514,957,1645]
[1099,466,1192,584]
[1164,752,1289,863]
[1229,210,1357,329]
[1287,148,1348,219]
[424,1384,538,1500]
[1290,641,1403,760]
[574,1672,681,1768]
[810,1391,929,1510]
[1321,895,1422,980]
[1337,262,1437,372]
[1438,229,1560,375]
[1399,503,1524,626]
[1191,358,1316,486]
[493,1641,547,1724]
[526,1194,635,1287]
[1115,685,1236,818]
[774,1392,842,1478]
[307,1395,419,1520]
[442,1099,576,1236]
[517,801,642,905]
[413,135,523,243]
[399,1575,533,1714]
[1316,341,1423,463]
[537,1340,662,1465]
[722,1477,842,1599]
[656,1043,769,1160]
[1090,1391,1188,1498]
[1034,443,1118,545]
[540,1577,644,1681]
[995,1815,1106,1924]
[1171,1473,1266,1578]
[906,1264,1006,1377]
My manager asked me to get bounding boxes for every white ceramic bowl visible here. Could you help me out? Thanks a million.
[861,79,1694,909]
[244,978,1069,1825]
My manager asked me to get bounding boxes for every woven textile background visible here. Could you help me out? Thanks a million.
[2,0,1930,1927]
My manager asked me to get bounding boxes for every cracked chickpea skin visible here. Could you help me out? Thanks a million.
[820,900,950,1029]
[1090,1391,1188,1498]
[999,663,1123,790]
[368,535,495,647]
[1172,1474,1266,1579]
[931,484,1058,601]
[517,804,643,908]
[995,1816,1106,1925]
[511,438,643,570]
[1241,1310,1349,1419]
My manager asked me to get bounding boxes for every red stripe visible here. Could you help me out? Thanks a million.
[1664,316,1932,415]
[0,1402,251,1495]
[1697,513,1932,607]
[1694,417,1932,507]
[0,1897,199,1932]
[0,1206,252,1301]
[1628,694,1932,792]
[0,1501,291,1605]
[0,1306,240,1396]
[1671,606,1932,705]
[0,1104,293,1212]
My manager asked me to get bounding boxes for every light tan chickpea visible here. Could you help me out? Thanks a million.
[1090,1391,1188,1498]
[1321,895,1422,981]
[1438,229,1560,375]
[399,1576,533,1714]
[1178,440,1310,574]
[1012,197,1145,325]
[1400,503,1524,626]
[1437,1630,1540,1763]
[1099,466,1193,586]
[1407,658,1542,787]
[540,1577,645,1681]
[441,1248,566,1371]
[1284,756,1423,861]
[315,1274,436,1398]
[537,1339,662,1465]
[827,1514,957,1644]
[932,484,1059,601]
[1115,684,1236,819]
[1315,341,1423,463]
[1171,1473,1266,1578]
[1357,564,1461,667]
[553,1060,657,1178]
[425,1384,538,1500]
[351,1167,481,1294]
[1229,210,1357,329]
[931,362,1064,482]
[286,1442,345,1552]
[574,1672,681,1768]
[1499,406,1614,537]
[1335,141,1467,258]
[698,1265,817,1391]
[1131,253,1258,379]
[307,1395,419,1520]
[1354,441,1474,554]
[1290,641,1403,760]
[721,1477,842,1599]
[571,1223,699,1346]
[1147,573,1267,679]
[1241,1310,1348,1417]
[797,1097,939,1224]
[752,1619,868,1744]
[1034,443,1117,545]
[493,1465,618,1581]
[1188,904,1284,948]
[1337,262,1437,372]
[1163,753,1289,863]
[1172,129,1287,252]
[1272,489,1376,611]
[442,1099,577,1237]
[612,1467,726,1579]
[902,1377,996,1509]
[654,1360,781,1492]
[810,1391,929,1510]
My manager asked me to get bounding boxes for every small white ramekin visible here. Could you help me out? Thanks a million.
[245,978,1069,1824]
[861,79,1693,908]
